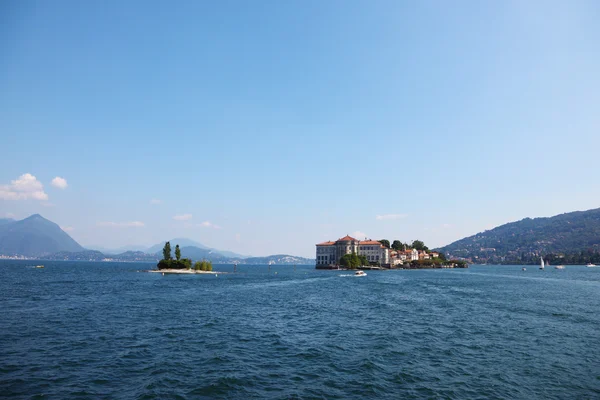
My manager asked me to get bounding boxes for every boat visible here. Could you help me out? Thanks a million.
[555,265,565,270]
[35,265,44,269]
[586,263,597,267]
[355,270,367,277]
[539,257,545,270]
[522,267,526,271]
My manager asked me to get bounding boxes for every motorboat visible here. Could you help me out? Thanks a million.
[586,263,597,267]
[355,270,367,277]
[35,265,44,269]
[555,265,565,270]
[522,267,526,271]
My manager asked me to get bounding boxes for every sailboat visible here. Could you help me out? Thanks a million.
[539,257,545,270]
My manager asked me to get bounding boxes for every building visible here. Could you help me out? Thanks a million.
[316,235,390,267]
[404,248,418,261]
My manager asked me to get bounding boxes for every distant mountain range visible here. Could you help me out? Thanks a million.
[87,237,247,259]
[0,214,84,257]
[0,214,313,265]
[437,207,600,264]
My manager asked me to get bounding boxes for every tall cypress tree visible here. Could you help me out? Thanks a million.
[163,241,172,260]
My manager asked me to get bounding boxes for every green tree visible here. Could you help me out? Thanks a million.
[162,241,172,260]
[392,240,404,251]
[411,240,428,251]
[379,239,390,248]
[339,254,352,268]
[175,244,181,261]
[358,255,369,266]
[157,259,171,270]
[194,260,213,271]
[340,253,362,269]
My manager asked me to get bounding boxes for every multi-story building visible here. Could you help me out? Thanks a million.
[315,235,390,267]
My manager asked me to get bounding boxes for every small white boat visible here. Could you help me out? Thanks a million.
[355,270,367,277]
[35,265,44,269]
[555,265,565,270]
[522,267,526,271]
[586,263,597,267]
[539,257,545,270]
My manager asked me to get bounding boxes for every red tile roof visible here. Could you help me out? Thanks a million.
[337,235,358,242]
[316,241,335,246]
[359,240,382,245]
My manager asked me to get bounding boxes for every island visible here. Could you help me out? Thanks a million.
[316,236,468,270]
[151,242,222,274]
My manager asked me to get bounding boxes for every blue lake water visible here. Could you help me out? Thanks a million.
[1,261,599,399]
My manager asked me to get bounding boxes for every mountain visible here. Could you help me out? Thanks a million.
[146,238,209,254]
[176,246,229,261]
[0,215,312,263]
[0,218,15,226]
[241,254,315,265]
[87,245,149,254]
[437,207,600,264]
[0,214,84,257]
[147,238,247,259]
[40,246,314,265]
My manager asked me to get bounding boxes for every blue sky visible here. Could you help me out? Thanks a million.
[1,0,599,257]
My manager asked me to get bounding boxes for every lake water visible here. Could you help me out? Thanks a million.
[1,261,599,399]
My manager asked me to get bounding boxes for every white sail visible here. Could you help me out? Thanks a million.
[540,257,545,269]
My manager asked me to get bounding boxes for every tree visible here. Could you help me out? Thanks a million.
[340,253,362,269]
[175,244,181,261]
[162,241,172,260]
[358,255,369,266]
[379,239,390,248]
[392,240,404,251]
[194,260,213,271]
[411,240,428,251]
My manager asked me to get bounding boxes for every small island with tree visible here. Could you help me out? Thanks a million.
[152,241,219,274]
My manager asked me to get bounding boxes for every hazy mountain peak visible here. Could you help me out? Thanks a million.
[0,214,83,257]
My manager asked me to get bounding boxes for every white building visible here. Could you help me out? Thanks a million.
[316,235,390,267]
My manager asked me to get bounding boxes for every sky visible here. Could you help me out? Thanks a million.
[1,0,599,258]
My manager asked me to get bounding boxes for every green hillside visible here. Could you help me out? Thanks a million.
[437,208,600,264]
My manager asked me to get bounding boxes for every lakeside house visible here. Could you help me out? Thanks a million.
[317,236,449,269]
[316,235,390,268]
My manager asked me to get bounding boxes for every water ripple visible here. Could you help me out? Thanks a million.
[1,262,599,399]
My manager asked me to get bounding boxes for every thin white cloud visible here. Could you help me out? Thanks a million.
[97,221,145,228]
[61,226,74,232]
[198,221,222,229]
[0,173,48,201]
[150,199,162,205]
[173,214,192,221]
[376,214,408,221]
[51,177,68,189]
[5,212,15,218]
[351,231,368,240]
